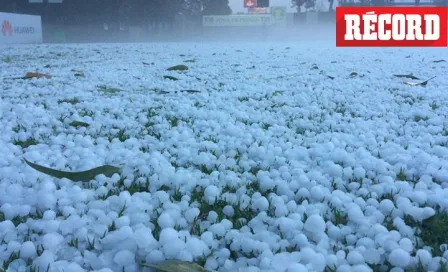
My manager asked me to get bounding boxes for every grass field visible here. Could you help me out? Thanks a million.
[0,42,448,272]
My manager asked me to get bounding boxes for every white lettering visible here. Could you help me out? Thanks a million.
[363,11,377,40]
[424,14,440,40]
[344,14,361,40]
[344,12,440,41]
[392,14,406,40]
[378,14,391,40]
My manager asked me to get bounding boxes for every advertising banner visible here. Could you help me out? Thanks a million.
[244,0,257,8]
[203,15,275,27]
[0,12,43,44]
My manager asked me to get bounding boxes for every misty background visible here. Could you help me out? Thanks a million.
[0,0,443,43]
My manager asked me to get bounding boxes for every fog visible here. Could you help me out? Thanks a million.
[41,22,336,44]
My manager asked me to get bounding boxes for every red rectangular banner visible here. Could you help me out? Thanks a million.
[244,0,257,8]
[336,7,448,47]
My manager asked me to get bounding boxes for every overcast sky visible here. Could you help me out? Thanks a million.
[228,0,297,13]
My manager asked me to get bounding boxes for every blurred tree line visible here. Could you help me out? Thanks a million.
[0,0,232,27]
[292,0,446,13]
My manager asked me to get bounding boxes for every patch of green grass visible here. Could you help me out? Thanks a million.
[167,116,179,128]
[12,124,26,133]
[58,97,80,105]
[108,129,129,142]
[86,237,96,251]
[397,168,407,181]
[335,106,346,116]
[270,103,286,109]
[2,56,13,63]
[68,238,79,248]
[116,129,129,142]
[248,166,261,176]
[126,181,149,195]
[384,216,396,231]
[97,85,121,94]
[238,97,249,102]
[262,123,271,130]
[11,216,28,227]
[189,185,259,237]
[431,102,439,110]
[442,129,448,137]
[198,164,215,175]
[145,107,162,118]
[79,109,94,118]
[272,90,284,96]
[419,212,448,257]
[333,209,348,226]
[2,251,20,271]
[13,138,37,148]
[414,115,429,122]
[171,187,183,202]
[108,221,117,232]
[204,136,219,143]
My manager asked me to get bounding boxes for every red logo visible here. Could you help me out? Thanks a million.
[2,20,13,36]
[336,7,448,47]
[244,0,257,8]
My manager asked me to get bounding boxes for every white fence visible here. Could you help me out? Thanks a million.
[0,12,42,44]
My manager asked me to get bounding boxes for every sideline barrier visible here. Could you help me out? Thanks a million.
[0,12,42,44]
[203,15,276,27]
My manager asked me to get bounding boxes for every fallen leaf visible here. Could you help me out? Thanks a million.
[163,76,179,81]
[70,121,90,128]
[394,73,419,80]
[319,71,335,80]
[433,60,446,63]
[24,158,121,182]
[349,72,358,77]
[141,260,207,272]
[97,85,122,94]
[181,90,201,94]
[404,76,436,87]
[23,72,52,79]
[74,72,85,78]
[167,65,189,71]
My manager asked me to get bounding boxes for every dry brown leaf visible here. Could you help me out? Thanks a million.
[23,72,52,79]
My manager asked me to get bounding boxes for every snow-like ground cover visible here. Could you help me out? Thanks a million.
[0,42,448,272]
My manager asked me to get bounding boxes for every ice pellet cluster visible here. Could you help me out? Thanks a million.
[0,42,447,272]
